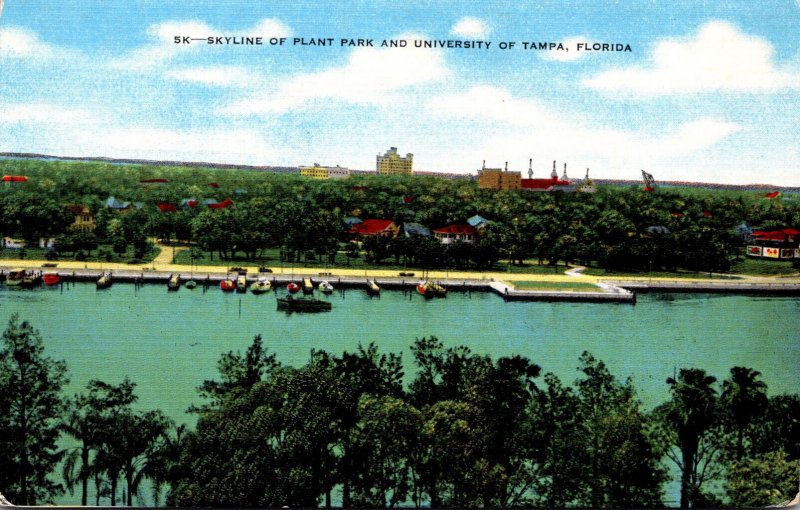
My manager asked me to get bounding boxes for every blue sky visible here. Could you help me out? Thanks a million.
[1,0,799,184]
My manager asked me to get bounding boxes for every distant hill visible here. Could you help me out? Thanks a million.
[1,152,796,191]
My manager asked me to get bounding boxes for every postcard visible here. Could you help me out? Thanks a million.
[0,1,798,508]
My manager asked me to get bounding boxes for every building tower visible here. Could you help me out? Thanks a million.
[562,163,568,181]
[377,147,413,176]
[551,160,558,181]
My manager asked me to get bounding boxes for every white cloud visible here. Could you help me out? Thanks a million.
[221,32,450,116]
[450,17,491,38]
[81,127,282,163]
[0,26,56,59]
[427,86,742,173]
[0,103,96,124]
[110,18,291,71]
[583,21,799,95]
[165,66,262,87]
[540,36,588,62]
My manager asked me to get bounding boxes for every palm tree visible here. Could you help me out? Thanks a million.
[60,403,97,506]
[721,366,768,460]
[662,368,719,508]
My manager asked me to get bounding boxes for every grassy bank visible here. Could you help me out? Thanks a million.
[509,280,600,292]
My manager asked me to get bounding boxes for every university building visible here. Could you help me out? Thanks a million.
[376,147,413,176]
[477,162,521,190]
[299,164,351,180]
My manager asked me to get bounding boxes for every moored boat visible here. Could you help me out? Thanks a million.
[168,274,181,291]
[302,277,314,294]
[251,277,272,294]
[366,279,380,295]
[185,279,198,290]
[277,294,332,313]
[318,280,334,294]
[96,273,112,289]
[287,282,300,294]
[236,274,248,292]
[220,279,235,292]
[43,273,61,286]
[6,269,41,287]
[417,280,447,298]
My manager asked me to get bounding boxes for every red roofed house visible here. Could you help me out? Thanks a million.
[349,219,399,238]
[747,228,800,260]
[433,224,478,244]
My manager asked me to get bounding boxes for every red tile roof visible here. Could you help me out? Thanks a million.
[520,178,572,189]
[349,219,394,235]
[433,224,477,235]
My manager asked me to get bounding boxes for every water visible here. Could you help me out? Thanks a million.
[1,283,798,505]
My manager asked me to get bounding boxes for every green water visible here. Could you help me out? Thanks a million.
[1,284,798,506]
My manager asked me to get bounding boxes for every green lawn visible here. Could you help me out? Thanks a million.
[172,247,573,274]
[730,257,798,276]
[509,280,600,292]
[580,267,742,279]
[0,245,161,265]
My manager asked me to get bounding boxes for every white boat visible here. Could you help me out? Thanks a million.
[251,277,272,294]
[236,274,248,292]
[96,272,112,289]
[318,280,334,294]
[366,279,380,295]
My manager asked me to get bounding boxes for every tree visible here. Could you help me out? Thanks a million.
[653,368,720,508]
[61,379,137,506]
[0,315,69,505]
[720,366,768,461]
[574,352,665,507]
[726,451,800,507]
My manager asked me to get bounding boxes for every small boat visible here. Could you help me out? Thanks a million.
[220,279,235,292]
[236,274,248,292]
[167,274,181,291]
[277,294,332,313]
[6,269,41,287]
[366,279,380,295]
[43,273,61,286]
[302,277,314,294]
[287,282,300,294]
[185,279,198,290]
[96,273,112,289]
[251,277,272,294]
[318,281,334,294]
[417,280,447,299]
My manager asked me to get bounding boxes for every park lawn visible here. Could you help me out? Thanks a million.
[580,267,742,280]
[509,280,600,292]
[0,245,161,265]
[172,247,574,274]
[729,257,798,276]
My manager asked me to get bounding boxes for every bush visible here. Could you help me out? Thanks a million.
[45,251,59,261]
[75,251,87,261]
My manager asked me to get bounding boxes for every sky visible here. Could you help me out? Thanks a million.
[0,0,799,185]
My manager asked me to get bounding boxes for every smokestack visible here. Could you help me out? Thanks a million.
[528,158,533,179]
[504,161,508,172]
[482,160,485,170]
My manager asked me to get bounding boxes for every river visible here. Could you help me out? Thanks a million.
[1,283,798,505]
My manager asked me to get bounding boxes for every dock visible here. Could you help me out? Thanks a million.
[3,266,799,303]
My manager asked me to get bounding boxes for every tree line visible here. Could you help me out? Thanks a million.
[1,159,798,271]
[1,315,798,507]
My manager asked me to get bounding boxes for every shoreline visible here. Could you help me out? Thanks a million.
[4,261,800,303]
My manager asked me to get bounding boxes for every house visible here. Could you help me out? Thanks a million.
[433,224,477,244]
[467,215,490,229]
[747,228,800,260]
[344,217,363,226]
[402,223,432,237]
[105,197,143,213]
[349,219,399,238]
[64,204,96,232]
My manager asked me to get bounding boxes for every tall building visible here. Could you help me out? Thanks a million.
[376,147,413,176]
[477,161,521,190]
